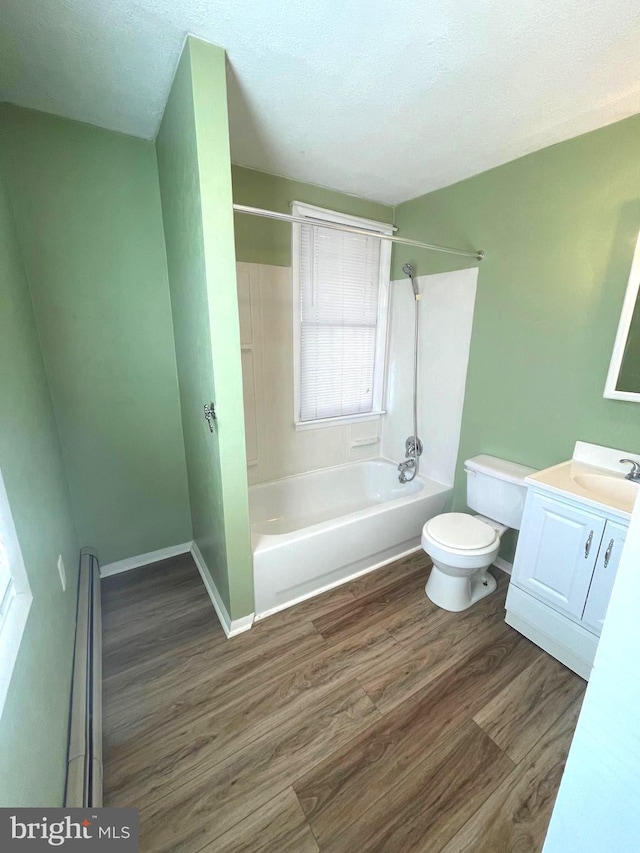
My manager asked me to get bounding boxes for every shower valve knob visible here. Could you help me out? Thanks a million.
[405,436,423,458]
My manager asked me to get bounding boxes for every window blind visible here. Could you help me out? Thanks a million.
[298,223,384,421]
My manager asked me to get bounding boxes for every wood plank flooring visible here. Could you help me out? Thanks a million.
[102,551,585,852]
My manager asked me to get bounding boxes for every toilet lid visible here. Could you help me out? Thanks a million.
[426,513,497,550]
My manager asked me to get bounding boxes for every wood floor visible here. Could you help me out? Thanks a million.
[102,551,585,853]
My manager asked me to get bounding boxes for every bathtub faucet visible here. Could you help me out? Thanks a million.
[398,458,416,484]
[398,435,423,484]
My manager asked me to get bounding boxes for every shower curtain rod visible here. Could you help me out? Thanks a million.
[233,204,484,261]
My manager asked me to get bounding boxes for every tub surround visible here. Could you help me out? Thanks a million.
[237,261,380,485]
[383,268,478,487]
[238,262,477,489]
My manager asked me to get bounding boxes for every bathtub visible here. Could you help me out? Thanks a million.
[250,458,452,619]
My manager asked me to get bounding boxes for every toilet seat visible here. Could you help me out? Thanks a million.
[425,512,497,551]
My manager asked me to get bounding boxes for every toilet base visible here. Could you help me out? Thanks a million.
[425,565,497,612]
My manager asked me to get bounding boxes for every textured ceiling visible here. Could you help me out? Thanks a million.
[2,1,640,203]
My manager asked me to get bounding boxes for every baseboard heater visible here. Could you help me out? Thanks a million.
[65,548,103,807]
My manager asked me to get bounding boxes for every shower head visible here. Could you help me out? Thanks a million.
[402,263,419,298]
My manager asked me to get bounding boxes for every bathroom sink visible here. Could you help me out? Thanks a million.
[526,443,640,516]
[571,472,639,512]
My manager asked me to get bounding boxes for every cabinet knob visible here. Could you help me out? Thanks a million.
[584,530,594,559]
[603,538,614,568]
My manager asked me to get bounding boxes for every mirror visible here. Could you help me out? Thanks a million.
[604,232,640,401]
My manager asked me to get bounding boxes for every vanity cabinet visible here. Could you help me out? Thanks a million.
[508,487,630,679]
[513,492,607,621]
[581,519,627,634]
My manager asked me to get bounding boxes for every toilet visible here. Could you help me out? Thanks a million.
[421,454,536,612]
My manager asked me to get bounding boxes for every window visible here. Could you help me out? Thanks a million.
[0,470,32,718]
[292,202,392,428]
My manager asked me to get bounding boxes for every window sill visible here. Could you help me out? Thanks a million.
[295,411,385,431]
[0,591,32,719]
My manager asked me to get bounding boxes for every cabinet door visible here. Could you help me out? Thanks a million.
[512,491,606,620]
[581,520,628,635]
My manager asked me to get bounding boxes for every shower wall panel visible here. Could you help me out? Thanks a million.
[382,268,478,487]
[237,261,380,484]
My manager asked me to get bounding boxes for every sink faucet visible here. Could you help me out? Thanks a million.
[620,458,640,482]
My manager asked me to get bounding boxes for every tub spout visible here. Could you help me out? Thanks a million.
[398,458,416,484]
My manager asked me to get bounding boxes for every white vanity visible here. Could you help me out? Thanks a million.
[506,442,639,679]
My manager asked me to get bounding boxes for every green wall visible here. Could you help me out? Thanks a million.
[157,38,253,619]
[1,105,192,565]
[232,165,393,266]
[393,113,640,554]
[0,167,79,805]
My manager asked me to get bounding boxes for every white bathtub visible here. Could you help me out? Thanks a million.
[250,458,452,619]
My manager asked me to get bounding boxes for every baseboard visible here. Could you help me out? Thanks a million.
[493,556,513,575]
[190,542,254,638]
[99,542,192,578]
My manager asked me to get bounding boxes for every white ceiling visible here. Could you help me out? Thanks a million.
[2,1,640,204]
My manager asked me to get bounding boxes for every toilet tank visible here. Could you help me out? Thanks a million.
[465,454,537,530]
